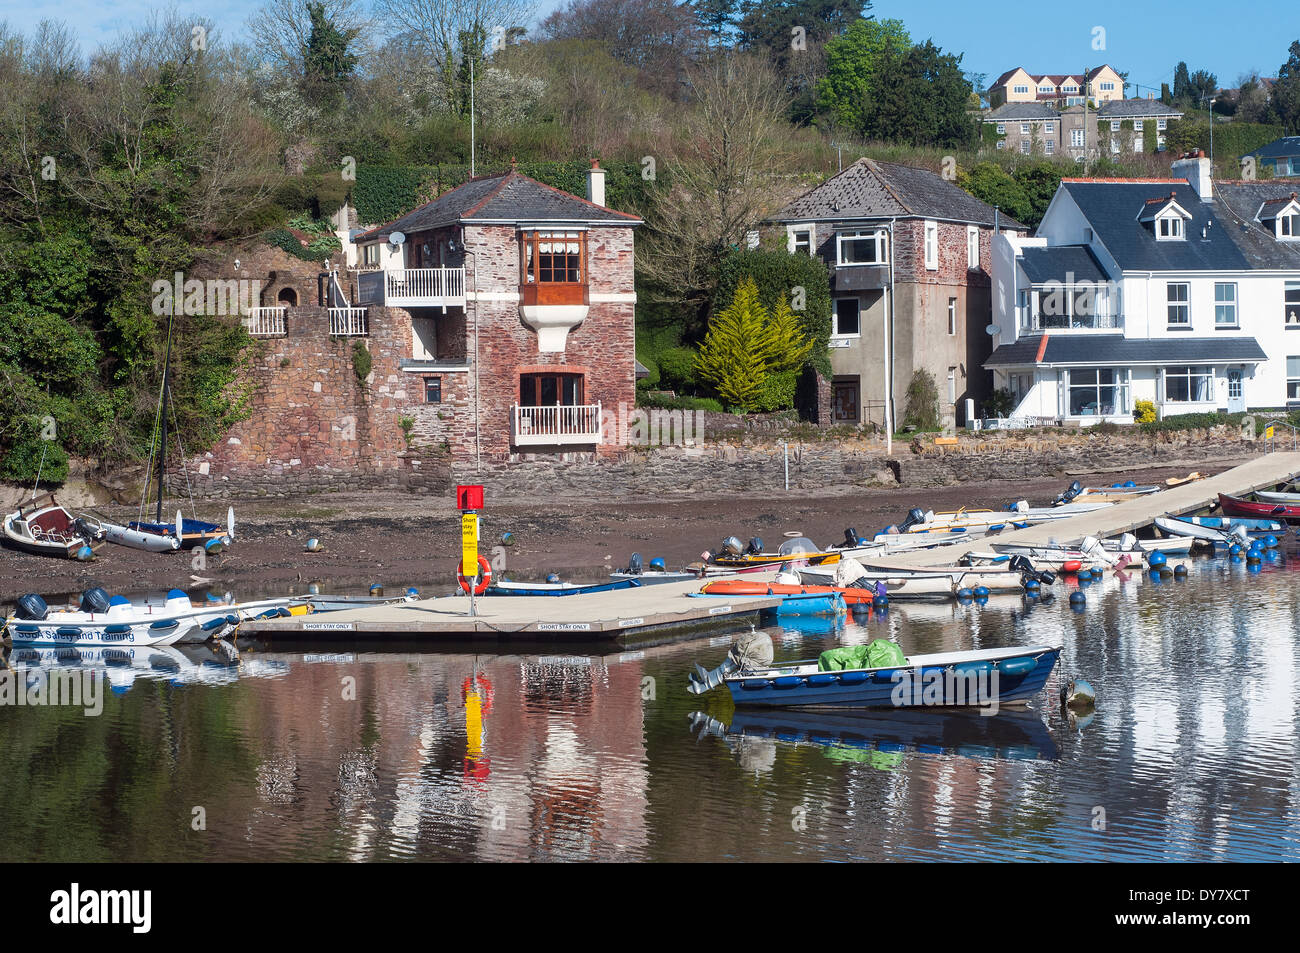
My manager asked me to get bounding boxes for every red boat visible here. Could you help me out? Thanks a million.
[1218,493,1300,522]
[700,579,878,606]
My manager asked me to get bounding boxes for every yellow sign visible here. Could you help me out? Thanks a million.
[1266,426,1275,439]
[461,513,479,573]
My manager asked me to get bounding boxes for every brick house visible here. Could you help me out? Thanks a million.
[763,158,1027,429]
[346,162,641,464]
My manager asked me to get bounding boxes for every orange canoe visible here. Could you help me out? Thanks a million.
[699,579,878,606]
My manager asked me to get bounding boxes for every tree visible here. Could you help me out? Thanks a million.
[817,17,910,132]
[1276,40,1300,133]
[248,0,372,78]
[638,52,790,311]
[958,164,1031,225]
[695,278,773,409]
[1173,61,1191,102]
[902,369,940,430]
[301,2,360,112]
[693,0,739,48]
[855,39,976,148]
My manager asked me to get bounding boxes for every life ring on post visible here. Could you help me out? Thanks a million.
[457,555,493,594]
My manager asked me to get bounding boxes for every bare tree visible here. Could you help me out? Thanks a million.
[639,52,791,303]
[247,0,374,77]
[371,0,537,113]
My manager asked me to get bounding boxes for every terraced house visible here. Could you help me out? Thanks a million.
[765,158,1026,429]
[988,152,1300,423]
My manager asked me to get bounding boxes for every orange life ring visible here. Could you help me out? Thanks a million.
[457,555,493,594]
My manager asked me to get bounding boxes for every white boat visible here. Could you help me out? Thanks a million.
[899,500,1114,534]
[1254,490,1300,504]
[86,513,181,552]
[4,611,195,647]
[796,557,1025,599]
[2,493,104,559]
[1153,516,1249,544]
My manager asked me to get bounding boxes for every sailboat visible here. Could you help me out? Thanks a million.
[110,316,236,552]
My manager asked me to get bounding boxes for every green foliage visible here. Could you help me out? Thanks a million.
[984,388,1015,418]
[958,160,1065,229]
[399,415,415,446]
[1138,411,1250,433]
[819,19,913,133]
[695,279,772,411]
[301,2,360,113]
[636,392,724,412]
[1134,399,1157,424]
[902,369,941,431]
[714,248,832,378]
[656,347,700,393]
[352,341,372,384]
[755,369,799,412]
[1164,119,1284,167]
[264,228,329,262]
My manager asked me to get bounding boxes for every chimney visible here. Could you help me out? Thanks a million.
[587,159,606,207]
[1170,150,1212,202]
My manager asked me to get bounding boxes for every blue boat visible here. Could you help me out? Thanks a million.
[483,579,641,597]
[1175,515,1283,533]
[712,644,1060,709]
[688,590,847,617]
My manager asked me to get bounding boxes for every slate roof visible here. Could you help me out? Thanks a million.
[1058,180,1250,271]
[1018,245,1108,284]
[1096,99,1183,118]
[356,169,640,241]
[985,334,1268,368]
[1244,136,1300,160]
[770,158,1027,230]
[1214,182,1300,270]
[983,103,1060,122]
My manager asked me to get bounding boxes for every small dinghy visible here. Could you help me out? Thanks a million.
[686,631,1059,709]
[1218,493,1300,522]
[609,553,700,585]
[797,556,1030,599]
[704,534,839,572]
[306,590,420,612]
[128,507,235,552]
[2,494,104,559]
[689,588,848,617]
[1154,515,1252,544]
[484,579,642,596]
[1255,489,1300,504]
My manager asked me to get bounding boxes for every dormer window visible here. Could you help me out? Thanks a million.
[1139,193,1191,241]
[1255,194,1300,240]
[1283,213,1300,238]
[1158,216,1184,240]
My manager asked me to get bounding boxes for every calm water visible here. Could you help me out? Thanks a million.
[3,554,1300,862]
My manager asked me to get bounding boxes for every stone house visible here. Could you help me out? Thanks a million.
[763,158,1027,430]
[983,98,1182,158]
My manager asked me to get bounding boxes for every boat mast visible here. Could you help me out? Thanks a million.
[155,325,172,523]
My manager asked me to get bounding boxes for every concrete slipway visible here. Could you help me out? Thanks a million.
[241,452,1300,643]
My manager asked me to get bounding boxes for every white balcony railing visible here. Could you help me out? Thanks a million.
[1019,312,1123,333]
[243,307,287,337]
[512,403,603,447]
[356,268,466,308]
[329,307,369,336]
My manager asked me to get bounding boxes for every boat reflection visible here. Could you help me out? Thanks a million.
[2,639,286,692]
[690,705,1059,770]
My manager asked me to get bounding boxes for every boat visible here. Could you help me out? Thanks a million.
[609,553,701,585]
[1217,493,1300,522]
[1056,479,1162,505]
[689,706,1060,762]
[689,588,848,617]
[1160,514,1280,536]
[1085,534,1194,556]
[896,500,1113,535]
[687,632,1060,709]
[129,508,235,552]
[1255,490,1300,504]
[700,578,880,608]
[4,610,196,647]
[306,590,420,612]
[483,579,642,596]
[88,514,181,552]
[2,493,105,559]
[797,556,1029,599]
[704,534,840,572]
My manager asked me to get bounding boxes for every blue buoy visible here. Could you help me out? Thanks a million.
[501,532,515,547]
[1247,552,1261,563]
[1228,542,1242,556]
[1024,577,1040,590]
[973,585,990,598]
[406,586,420,598]
[872,594,889,609]
[1123,480,1136,488]
[650,557,667,571]
[1264,534,1279,549]
[546,573,561,584]
[956,587,973,600]
[1069,590,1085,603]
[76,545,94,561]
[1146,551,1166,568]
[1173,564,1188,577]
[369,583,383,596]
[1248,560,1263,573]
[1231,554,1243,564]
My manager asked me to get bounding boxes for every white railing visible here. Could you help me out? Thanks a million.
[243,307,287,337]
[1019,312,1123,333]
[328,307,369,336]
[356,268,466,307]
[512,403,603,446]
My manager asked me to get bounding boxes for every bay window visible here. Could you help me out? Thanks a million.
[1068,368,1130,416]
[837,229,887,265]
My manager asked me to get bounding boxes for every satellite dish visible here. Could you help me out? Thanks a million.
[389,231,406,246]
[985,324,1001,336]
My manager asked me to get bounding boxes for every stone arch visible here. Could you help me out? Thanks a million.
[277,287,299,307]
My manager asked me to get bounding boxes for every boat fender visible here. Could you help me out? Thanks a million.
[973,586,990,598]
[1069,591,1086,604]
[15,594,49,621]
[79,588,111,614]
[1062,560,1083,573]
[456,556,493,595]
[998,657,1038,678]
[871,594,889,609]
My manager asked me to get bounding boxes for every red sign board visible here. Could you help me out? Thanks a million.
[456,484,484,510]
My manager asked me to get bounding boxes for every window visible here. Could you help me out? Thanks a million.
[947,367,957,403]
[1133,138,1142,153]
[1164,366,1213,402]
[837,229,887,265]
[522,231,584,284]
[1280,213,1300,239]
[789,227,812,255]
[948,297,958,335]
[1068,368,1130,416]
[1045,139,1055,155]
[833,379,860,421]
[424,377,442,404]
[1021,122,1031,134]
[833,298,860,337]
[967,227,979,270]
[997,140,1006,150]
[1111,138,1121,154]
[1167,283,1190,325]
[1215,282,1238,326]
[1157,118,1168,130]
[1063,84,1078,93]
[1021,140,1031,154]
[1133,120,1144,132]
[1110,120,1121,132]
[1289,357,1300,400]
[1013,84,1029,94]
[996,122,1005,134]
[362,244,380,267]
[1158,215,1184,240]
[1100,82,1116,91]
[924,221,938,270]
[1071,129,1085,147]
[1286,281,1300,325]
[520,372,584,407]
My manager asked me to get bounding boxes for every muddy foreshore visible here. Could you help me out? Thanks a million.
[0,463,1231,604]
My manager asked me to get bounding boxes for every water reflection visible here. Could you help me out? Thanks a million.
[2,556,1300,861]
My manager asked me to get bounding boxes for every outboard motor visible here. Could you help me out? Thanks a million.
[79,587,111,614]
[843,528,861,548]
[687,631,774,695]
[745,537,765,556]
[1009,554,1056,587]
[899,507,928,532]
[721,535,744,556]
[624,552,644,575]
[15,594,49,621]
[1056,480,1084,505]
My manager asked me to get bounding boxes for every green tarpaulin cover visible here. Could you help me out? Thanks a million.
[816,640,907,672]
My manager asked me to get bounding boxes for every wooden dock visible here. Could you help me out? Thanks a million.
[886,451,1300,565]
[241,576,780,643]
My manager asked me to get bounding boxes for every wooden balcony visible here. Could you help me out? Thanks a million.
[356,268,466,310]
[520,282,589,308]
[512,403,603,446]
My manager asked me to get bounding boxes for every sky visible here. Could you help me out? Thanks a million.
[0,0,1288,92]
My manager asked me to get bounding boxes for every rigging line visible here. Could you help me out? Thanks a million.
[165,381,197,523]
[139,313,176,523]
[30,439,47,500]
